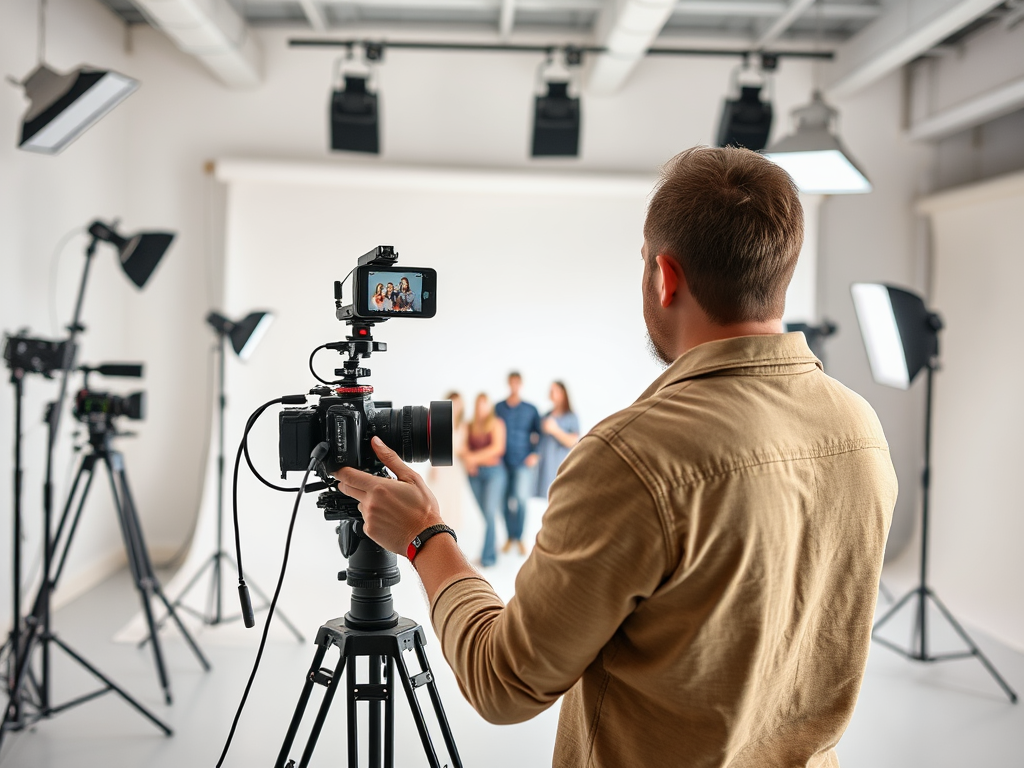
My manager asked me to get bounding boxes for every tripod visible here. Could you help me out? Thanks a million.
[1,409,182,752]
[169,329,302,640]
[276,501,461,768]
[872,366,1017,703]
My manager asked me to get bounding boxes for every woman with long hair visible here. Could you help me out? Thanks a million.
[461,393,507,566]
[427,391,468,530]
[372,282,385,310]
[396,276,415,312]
[535,380,580,498]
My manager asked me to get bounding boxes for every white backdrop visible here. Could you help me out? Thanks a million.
[917,170,1024,652]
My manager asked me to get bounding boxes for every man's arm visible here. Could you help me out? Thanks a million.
[336,435,669,724]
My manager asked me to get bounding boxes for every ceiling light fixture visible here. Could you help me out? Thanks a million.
[716,53,776,152]
[763,91,871,195]
[11,0,137,155]
[330,43,383,155]
[531,46,583,158]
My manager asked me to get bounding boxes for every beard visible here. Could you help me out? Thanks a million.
[642,270,674,367]
[645,330,673,367]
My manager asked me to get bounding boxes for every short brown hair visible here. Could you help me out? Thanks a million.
[644,146,804,324]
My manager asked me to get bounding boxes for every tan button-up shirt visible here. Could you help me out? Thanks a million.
[431,333,897,767]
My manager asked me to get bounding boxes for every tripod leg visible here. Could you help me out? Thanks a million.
[115,458,210,671]
[47,633,172,736]
[347,656,359,768]
[413,638,463,768]
[298,649,348,768]
[276,642,328,768]
[384,655,395,768]
[872,586,919,633]
[925,589,1018,703]
[369,655,382,768]
[104,454,173,705]
[393,640,444,768]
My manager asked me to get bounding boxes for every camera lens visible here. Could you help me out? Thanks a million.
[373,401,453,465]
[427,400,453,466]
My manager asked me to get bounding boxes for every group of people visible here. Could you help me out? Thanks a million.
[370,277,418,312]
[430,373,580,567]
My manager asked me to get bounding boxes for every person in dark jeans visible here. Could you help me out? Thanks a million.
[494,372,542,556]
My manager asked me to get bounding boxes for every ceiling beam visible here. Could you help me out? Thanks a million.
[824,0,1005,99]
[586,0,678,95]
[754,0,817,49]
[298,0,329,29]
[134,0,263,87]
[499,0,515,39]
[672,0,879,19]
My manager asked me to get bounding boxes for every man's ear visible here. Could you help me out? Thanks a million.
[655,253,683,309]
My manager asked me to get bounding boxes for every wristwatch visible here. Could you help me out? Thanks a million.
[407,524,457,562]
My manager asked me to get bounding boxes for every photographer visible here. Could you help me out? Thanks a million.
[335,147,897,767]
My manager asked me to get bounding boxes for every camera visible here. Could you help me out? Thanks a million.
[278,245,451,498]
[275,245,451,631]
[73,389,145,422]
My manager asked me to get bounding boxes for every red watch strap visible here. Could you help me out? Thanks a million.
[407,524,457,562]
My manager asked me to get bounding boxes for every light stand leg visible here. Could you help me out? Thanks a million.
[873,367,1017,703]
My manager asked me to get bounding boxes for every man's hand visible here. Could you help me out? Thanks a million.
[524,453,539,468]
[333,437,444,556]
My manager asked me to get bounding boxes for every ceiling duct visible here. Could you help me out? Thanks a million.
[586,0,677,95]
[133,0,262,87]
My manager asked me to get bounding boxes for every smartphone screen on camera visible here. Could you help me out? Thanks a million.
[354,265,437,318]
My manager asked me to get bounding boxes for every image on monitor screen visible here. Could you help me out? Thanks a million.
[367,271,423,313]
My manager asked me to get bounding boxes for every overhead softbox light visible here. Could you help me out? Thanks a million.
[88,221,174,289]
[717,85,773,151]
[331,75,380,154]
[17,64,138,155]
[532,81,580,158]
[851,283,940,390]
[764,91,871,195]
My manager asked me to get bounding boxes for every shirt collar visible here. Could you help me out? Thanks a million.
[639,332,822,400]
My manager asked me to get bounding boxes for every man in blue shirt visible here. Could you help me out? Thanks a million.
[494,371,542,556]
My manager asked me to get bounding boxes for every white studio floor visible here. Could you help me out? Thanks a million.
[2,496,1023,768]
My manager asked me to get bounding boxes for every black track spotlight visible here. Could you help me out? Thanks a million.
[88,221,174,289]
[205,311,274,361]
[716,57,773,151]
[330,45,382,155]
[717,85,773,151]
[15,64,138,155]
[532,48,583,158]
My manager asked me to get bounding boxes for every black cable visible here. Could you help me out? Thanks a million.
[308,343,335,385]
[216,441,328,768]
[241,401,301,493]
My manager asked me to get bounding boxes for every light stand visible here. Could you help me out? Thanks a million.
[0,222,175,752]
[169,311,303,640]
[852,283,1017,703]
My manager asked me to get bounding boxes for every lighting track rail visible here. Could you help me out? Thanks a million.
[288,39,834,60]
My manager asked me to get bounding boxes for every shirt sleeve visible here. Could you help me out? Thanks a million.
[429,434,668,725]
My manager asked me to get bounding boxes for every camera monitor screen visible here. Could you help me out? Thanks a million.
[356,266,436,318]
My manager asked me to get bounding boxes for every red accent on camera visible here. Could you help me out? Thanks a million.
[407,542,418,561]
[335,386,374,394]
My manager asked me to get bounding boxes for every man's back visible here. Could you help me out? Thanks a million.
[431,333,896,767]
